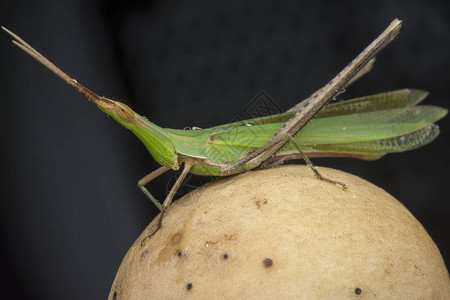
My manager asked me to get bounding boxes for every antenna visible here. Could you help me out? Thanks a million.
[2,26,102,104]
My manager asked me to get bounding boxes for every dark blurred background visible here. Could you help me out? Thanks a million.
[1,0,449,299]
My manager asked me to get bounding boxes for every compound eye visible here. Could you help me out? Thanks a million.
[115,102,135,123]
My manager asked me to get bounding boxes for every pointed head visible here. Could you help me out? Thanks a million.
[94,97,137,128]
[94,96,178,169]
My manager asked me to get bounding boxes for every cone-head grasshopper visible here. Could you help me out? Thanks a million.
[2,19,446,241]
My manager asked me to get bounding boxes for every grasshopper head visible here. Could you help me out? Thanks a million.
[95,97,178,169]
[95,97,137,128]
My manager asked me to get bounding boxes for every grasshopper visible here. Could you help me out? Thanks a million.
[2,19,446,242]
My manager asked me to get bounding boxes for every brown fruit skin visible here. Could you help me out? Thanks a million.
[109,166,450,299]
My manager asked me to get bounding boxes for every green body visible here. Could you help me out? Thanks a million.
[117,89,446,176]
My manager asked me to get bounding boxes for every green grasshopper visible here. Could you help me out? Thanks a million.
[2,19,446,241]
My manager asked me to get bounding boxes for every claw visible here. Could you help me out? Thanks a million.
[140,214,164,246]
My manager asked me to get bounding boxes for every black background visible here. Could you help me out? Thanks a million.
[1,1,449,299]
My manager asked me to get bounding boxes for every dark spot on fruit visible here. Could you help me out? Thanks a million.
[223,253,228,260]
[186,283,193,290]
[175,249,187,260]
[255,199,268,209]
[355,288,362,295]
[263,258,273,267]
[112,290,118,300]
